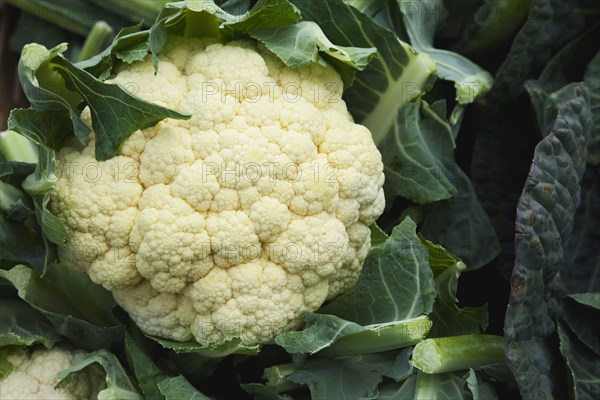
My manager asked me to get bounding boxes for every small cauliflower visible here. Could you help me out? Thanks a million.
[0,346,104,400]
[50,37,385,345]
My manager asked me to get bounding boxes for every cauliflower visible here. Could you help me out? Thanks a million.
[0,346,104,400]
[50,37,385,345]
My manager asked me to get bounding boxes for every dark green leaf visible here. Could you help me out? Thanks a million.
[420,163,501,270]
[562,168,600,294]
[505,83,592,399]
[489,0,591,104]
[561,293,600,354]
[584,50,600,166]
[0,264,123,350]
[0,299,59,348]
[557,322,600,400]
[419,238,489,337]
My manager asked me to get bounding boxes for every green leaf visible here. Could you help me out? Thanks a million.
[369,223,388,248]
[562,167,600,294]
[377,374,417,400]
[561,293,600,354]
[289,0,436,146]
[158,376,211,400]
[452,0,530,59]
[148,335,259,357]
[124,332,166,399]
[420,163,501,270]
[147,0,302,69]
[505,83,592,399]
[276,313,430,356]
[125,330,215,399]
[250,21,376,87]
[397,0,493,104]
[489,0,591,103]
[17,42,189,161]
[0,264,123,350]
[57,349,142,400]
[51,55,190,160]
[320,216,436,324]
[0,299,60,348]
[76,23,149,80]
[0,213,45,271]
[283,352,411,400]
[525,81,585,138]
[557,321,600,400]
[419,238,489,337]
[379,100,457,204]
[584,50,600,166]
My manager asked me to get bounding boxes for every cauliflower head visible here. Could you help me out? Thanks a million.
[50,37,385,345]
[0,346,104,400]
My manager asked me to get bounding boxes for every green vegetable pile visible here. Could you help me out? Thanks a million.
[1,0,598,399]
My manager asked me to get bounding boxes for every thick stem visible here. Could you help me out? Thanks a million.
[319,316,432,357]
[0,181,27,213]
[411,334,505,374]
[0,130,38,164]
[78,21,113,62]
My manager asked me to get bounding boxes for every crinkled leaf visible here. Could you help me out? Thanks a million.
[0,264,123,350]
[420,163,501,269]
[379,100,457,204]
[505,83,592,399]
[57,349,142,400]
[525,81,585,138]
[419,238,489,337]
[489,0,590,103]
[398,0,493,104]
[320,217,436,324]
[584,50,600,166]
[537,25,600,93]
